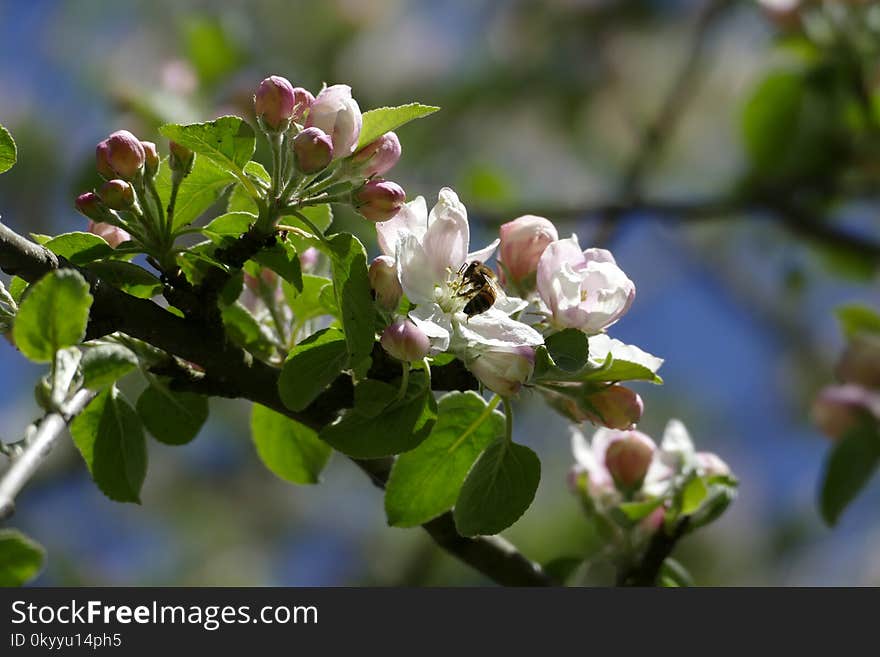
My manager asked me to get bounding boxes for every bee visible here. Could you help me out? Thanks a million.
[455,260,503,318]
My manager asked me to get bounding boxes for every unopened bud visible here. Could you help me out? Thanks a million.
[369,255,402,311]
[98,179,136,211]
[466,345,535,397]
[293,127,334,174]
[305,84,362,157]
[141,141,160,178]
[812,384,880,441]
[604,431,655,490]
[87,220,130,248]
[381,318,430,362]
[353,179,405,222]
[291,87,315,123]
[95,130,146,180]
[352,131,401,177]
[255,75,297,131]
[583,385,643,430]
[75,192,115,223]
[169,141,195,175]
[498,215,558,290]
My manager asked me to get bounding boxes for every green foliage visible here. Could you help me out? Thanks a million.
[86,261,162,298]
[13,270,93,363]
[182,18,242,88]
[659,558,693,587]
[278,328,348,412]
[319,372,437,458]
[284,274,338,324]
[820,422,880,526]
[81,344,138,390]
[155,155,235,231]
[544,329,589,371]
[454,437,541,537]
[254,240,302,291]
[325,233,375,376]
[250,404,332,485]
[0,529,44,586]
[43,232,113,264]
[357,103,440,149]
[836,303,880,338]
[385,391,504,527]
[533,337,662,385]
[136,384,209,446]
[611,498,664,528]
[70,387,147,504]
[0,122,16,174]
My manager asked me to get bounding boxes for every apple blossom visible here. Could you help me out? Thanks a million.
[87,220,130,248]
[305,84,362,158]
[497,215,558,290]
[812,384,880,441]
[537,235,635,334]
[352,131,402,177]
[169,141,194,175]
[354,179,406,222]
[465,345,535,397]
[605,431,655,489]
[290,87,315,123]
[369,255,403,311]
[255,75,297,130]
[381,318,431,362]
[75,192,116,224]
[141,141,159,177]
[95,130,146,181]
[582,384,644,430]
[98,179,136,210]
[293,127,334,174]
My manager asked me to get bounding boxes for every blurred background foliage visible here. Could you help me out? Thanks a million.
[1,0,879,585]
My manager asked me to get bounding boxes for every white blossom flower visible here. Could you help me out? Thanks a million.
[375,187,543,355]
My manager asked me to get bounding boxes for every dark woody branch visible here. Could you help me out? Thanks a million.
[0,220,554,587]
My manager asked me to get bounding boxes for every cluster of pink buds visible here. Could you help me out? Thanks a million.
[252,75,406,223]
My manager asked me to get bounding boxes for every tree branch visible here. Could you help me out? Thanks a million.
[0,221,554,586]
[0,389,96,520]
[617,517,691,587]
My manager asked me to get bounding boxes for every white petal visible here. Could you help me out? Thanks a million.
[570,426,613,489]
[454,307,544,348]
[493,295,528,315]
[424,188,469,273]
[375,196,428,256]
[409,303,452,354]
[396,233,438,304]
[588,334,664,373]
[659,419,696,471]
[467,238,500,265]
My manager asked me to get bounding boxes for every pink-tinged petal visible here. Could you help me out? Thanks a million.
[581,247,618,266]
[424,188,469,273]
[575,260,635,333]
[571,426,614,492]
[375,195,428,256]
[467,238,500,265]
[396,234,437,304]
[408,303,452,353]
[537,235,586,315]
[453,307,544,348]
[546,261,587,320]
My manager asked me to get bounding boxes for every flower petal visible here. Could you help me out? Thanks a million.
[375,195,428,256]
[659,419,696,471]
[453,307,544,348]
[467,238,500,265]
[396,233,437,304]
[424,188,469,275]
[409,303,452,353]
[588,334,664,374]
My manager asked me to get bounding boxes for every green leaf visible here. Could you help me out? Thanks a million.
[0,529,44,586]
[611,497,665,528]
[385,391,504,527]
[220,301,273,361]
[154,155,235,231]
[357,103,440,149]
[820,422,880,525]
[659,558,693,587]
[43,232,114,265]
[0,123,16,174]
[202,211,254,243]
[86,261,162,298]
[250,404,331,484]
[8,276,27,303]
[544,329,589,372]
[13,270,93,362]
[49,347,82,408]
[227,161,270,215]
[326,233,375,375]
[254,240,302,291]
[293,203,333,233]
[70,387,147,503]
[81,344,138,390]
[454,438,541,537]
[679,476,708,516]
[136,384,209,446]
[836,303,880,338]
[278,328,349,412]
[541,556,584,585]
[319,371,437,458]
[159,116,255,184]
[283,274,337,324]
[685,477,737,531]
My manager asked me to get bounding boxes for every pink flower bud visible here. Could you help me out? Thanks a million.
[75,192,114,223]
[305,84,362,158]
[293,127,334,174]
[582,385,644,430]
[141,141,160,177]
[95,130,146,180]
[498,215,558,289]
[466,346,535,397]
[169,141,194,175]
[299,247,320,272]
[352,131,401,177]
[381,318,430,362]
[255,75,297,130]
[369,255,402,311]
[604,431,655,490]
[836,334,880,389]
[811,384,880,441]
[98,179,135,210]
[87,220,130,248]
[291,87,315,123]
[354,179,405,222]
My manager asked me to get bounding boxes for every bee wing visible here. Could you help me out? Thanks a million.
[488,275,508,302]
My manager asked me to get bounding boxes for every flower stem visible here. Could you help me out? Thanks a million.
[502,397,514,445]
[396,362,410,403]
